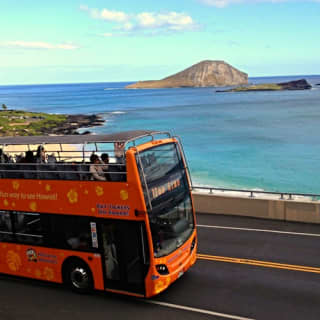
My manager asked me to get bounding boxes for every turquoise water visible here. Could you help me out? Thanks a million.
[1,75,320,194]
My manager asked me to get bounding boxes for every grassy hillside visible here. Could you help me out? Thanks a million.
[0,110,67,136]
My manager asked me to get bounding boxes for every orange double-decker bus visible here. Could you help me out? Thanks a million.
[0,130,197,297]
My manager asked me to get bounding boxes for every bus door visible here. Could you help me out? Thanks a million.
[100,220,149,295]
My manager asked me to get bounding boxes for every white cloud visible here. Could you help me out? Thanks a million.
[136,12,194,30]
[100,9,129,22]
[1,41,79,50]
[198,0,320,7]
[80,5,129,22]
[81,5,198,35]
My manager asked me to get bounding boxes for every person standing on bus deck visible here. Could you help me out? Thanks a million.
[114,142,125,163]
[36,146,47,163]
[89,154,106,181]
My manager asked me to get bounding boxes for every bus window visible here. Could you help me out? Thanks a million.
[50,216,95,252]
[12,212,43,245]
[0,211,13,242]
[137,143,195,258]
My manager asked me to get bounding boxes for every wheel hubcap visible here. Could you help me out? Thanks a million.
[70,267,89,289]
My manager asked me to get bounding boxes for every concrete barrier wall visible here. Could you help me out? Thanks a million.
[192,192,320,224]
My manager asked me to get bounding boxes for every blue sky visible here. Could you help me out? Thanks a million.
[1,0,319,84]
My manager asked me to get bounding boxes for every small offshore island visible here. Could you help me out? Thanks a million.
[0,109,104,136]
[217,79,312,93]
[126,60,248,89]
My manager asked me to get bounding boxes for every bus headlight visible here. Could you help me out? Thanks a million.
[156,264,169,275]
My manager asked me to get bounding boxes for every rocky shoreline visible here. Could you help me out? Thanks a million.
[46,114,105,135]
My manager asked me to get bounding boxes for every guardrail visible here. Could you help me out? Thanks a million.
[191,185,320,202]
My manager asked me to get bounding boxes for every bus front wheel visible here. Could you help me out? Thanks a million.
[64,259,93,293]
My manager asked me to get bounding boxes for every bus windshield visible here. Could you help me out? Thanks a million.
[137,143,194,258]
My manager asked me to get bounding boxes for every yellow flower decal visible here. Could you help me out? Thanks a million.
[84,189,89,195]
[67,189,78,204]
[6,250,22,271]
[45,184,51,192]
[91,208,96,213]
[35,269,42,278]
[43,267,55,281]
[29,201,37,211]
[3,199,8,206]
[12,181,20,190]
[120,190,128,201]
[95,186,104,197]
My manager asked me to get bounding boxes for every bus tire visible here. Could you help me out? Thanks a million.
[63,259,93,293]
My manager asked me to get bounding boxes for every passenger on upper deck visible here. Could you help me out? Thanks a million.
[21,150,35,163]
[101,153,111,181]
[0,149,9,163]
[89,154,106,181]
[101,153,109,170]
[114,142,125,163]
[36,146,47,163]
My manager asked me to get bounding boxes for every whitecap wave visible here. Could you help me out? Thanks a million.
[111,111,126,114]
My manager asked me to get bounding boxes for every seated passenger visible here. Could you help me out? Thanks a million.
[47,153,57,163]
[23,150,36,163]
[89,154,106,181]
[101,153,109,169]
[0,149,9,163]
[101,153,111,180]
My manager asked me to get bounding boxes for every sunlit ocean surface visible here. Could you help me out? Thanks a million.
[1,75,320,194]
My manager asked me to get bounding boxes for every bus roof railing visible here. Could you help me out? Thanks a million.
[0,130,171,146]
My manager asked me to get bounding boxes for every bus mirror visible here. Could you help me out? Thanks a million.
[135,210,147,217]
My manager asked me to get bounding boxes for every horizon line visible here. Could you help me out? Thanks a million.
[1,74,320,87]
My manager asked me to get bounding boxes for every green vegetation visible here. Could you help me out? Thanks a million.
[231,83,282,92]
[0,110,67,136]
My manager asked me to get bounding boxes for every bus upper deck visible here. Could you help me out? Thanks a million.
[0,130,175,182]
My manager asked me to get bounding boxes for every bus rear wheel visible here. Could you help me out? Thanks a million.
[64,260,93,293]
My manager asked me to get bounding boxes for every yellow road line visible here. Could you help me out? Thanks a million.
[197,253,320,274]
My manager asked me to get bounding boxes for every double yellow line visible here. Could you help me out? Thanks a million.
[197,253,320,274]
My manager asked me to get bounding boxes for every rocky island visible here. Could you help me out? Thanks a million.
[217,79,312,93]
[126,60,248,89]
[0,110,104,136]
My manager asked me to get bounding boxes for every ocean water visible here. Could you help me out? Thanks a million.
[1,75,320,194]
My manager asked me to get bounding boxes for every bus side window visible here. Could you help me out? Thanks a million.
[0,211,13,242]
[50,216,93,251]
[13,212,43,245]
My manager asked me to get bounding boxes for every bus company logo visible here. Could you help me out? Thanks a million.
[26,248,38,262]
[96,203,130,216]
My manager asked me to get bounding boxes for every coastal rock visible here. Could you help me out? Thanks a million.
[48,114,105,135]
[126,60,248,89]
[278,79,312,90]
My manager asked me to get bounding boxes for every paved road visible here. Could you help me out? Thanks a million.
[1,213,320,319]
